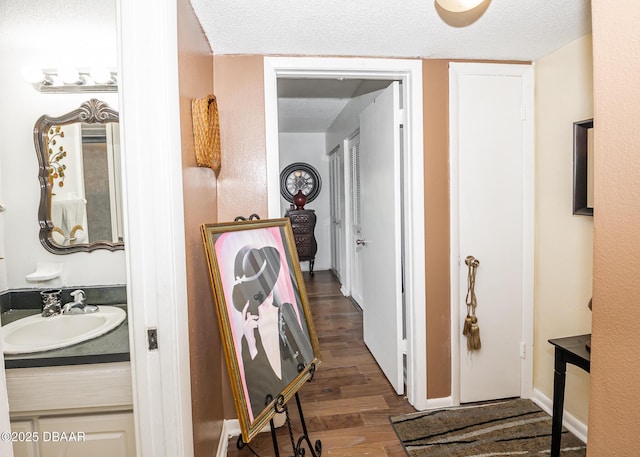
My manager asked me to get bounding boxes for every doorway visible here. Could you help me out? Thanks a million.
[264,57,428,410]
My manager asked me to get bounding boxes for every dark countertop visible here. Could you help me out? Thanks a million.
[2,306,130,369]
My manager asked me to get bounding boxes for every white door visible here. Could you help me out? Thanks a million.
[450,63,534,403]
[348,133,364,308]
[359,82,404,394]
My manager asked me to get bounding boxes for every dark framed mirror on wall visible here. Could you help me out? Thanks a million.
[34,99,124,253]
[573,118,594,216]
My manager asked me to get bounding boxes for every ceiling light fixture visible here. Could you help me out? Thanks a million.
[435,0,486,13]
[21,65,118,93]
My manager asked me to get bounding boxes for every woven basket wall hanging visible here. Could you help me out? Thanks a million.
[191,94,221,171]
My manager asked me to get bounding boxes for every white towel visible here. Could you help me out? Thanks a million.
[51,197,87,245]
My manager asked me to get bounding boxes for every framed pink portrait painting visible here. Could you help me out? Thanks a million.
[201,218,321,443]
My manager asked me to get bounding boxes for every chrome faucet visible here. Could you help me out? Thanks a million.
[62,290,99,314]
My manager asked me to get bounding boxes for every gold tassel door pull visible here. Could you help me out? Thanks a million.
[463,256,481,351]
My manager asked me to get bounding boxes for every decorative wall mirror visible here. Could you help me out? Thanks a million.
[34,99,124,253]
[573,118,594,216]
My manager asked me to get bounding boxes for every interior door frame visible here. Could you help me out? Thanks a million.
[264,56,427,410]
[118,0,194,455]
[346,130,364,307]
[327,144,343,282]
[448,62,535,405]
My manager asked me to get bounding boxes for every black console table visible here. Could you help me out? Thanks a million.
[548,334,590,457]
[285,209,317,274]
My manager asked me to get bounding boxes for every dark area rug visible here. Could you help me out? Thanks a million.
[390,398,586,456]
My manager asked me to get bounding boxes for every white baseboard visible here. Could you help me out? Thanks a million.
[217,414,288,456]
[531,388,588,444]
[225,419,242,438]
[216,419,240,457]
[424,396,454,410]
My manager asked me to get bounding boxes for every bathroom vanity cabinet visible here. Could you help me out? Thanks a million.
[7,362,135,457]
[0,297,133,456]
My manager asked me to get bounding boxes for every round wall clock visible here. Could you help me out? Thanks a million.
[280,162,322,204]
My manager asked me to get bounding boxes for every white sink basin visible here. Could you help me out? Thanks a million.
[1,306,126,354]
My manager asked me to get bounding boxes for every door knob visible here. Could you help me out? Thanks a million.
[356,239,367,246]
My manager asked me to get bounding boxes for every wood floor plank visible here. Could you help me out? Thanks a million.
[225,271,414,456]
[318,412,366,431]
[304,424,401,450]
[325,443,391,456]
[302,395,389,416]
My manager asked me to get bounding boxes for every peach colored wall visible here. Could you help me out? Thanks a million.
[534,35,593,426]
[422,60,452,399]
[589,1,640,455]
[213,56,268,223]
[212,55,267,416]
[176,1,223,455]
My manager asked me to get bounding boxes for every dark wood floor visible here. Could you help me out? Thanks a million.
[226,270,415,456]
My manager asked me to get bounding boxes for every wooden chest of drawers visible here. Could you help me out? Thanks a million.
[285,209,317,274]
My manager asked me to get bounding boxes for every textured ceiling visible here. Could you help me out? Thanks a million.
[191,0,592,133]
[277,79,392,132]
[0,1,592,133]
[189,0,592,61]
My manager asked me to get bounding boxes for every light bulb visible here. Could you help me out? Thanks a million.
[49,75,64,86]
[436,0,485,12]
[90,66,112,84]
[21,65,44,84]
[58,66,79,84]
[79,74,94,86]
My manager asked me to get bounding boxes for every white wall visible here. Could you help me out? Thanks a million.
[534,35,593,425]
[0,157,6,291]
[325,90,384,153]
[0,9,124,291]
[279,132,330,271]
[324,89,386,285]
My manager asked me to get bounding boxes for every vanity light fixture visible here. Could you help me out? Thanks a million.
[435,0,486,12]
[21,65,118,93]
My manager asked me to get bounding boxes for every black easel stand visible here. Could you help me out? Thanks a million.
[236,364,322,457]
[234,214,261,221]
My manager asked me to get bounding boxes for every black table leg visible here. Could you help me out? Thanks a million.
[551,347,567,457]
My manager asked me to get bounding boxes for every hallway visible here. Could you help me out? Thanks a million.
[226,270,415,456]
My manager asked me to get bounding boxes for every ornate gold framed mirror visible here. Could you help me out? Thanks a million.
[34,99,124,254]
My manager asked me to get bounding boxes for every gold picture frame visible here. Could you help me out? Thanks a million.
[201,218,321,443]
